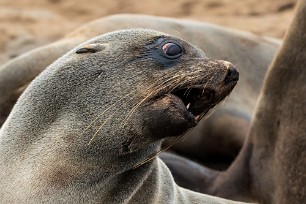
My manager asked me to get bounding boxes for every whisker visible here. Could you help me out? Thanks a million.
[133,128,193,169]
[87,74,183,143]
[85,74,179,131]
[201,96,226,121]
[87,111,117,145]
[119,90,155,128]
[82,90,136,134]
[120,76,184,128]
[183,87,189,96]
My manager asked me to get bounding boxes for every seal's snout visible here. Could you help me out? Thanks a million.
[224,64,239,84]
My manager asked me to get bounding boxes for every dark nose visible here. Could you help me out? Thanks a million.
[224,65,239,84]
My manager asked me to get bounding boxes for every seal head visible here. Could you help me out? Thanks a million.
[0,29,239,203]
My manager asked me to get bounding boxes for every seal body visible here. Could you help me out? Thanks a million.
[0,29,246,203]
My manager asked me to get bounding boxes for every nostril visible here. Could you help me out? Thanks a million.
[224,65,239,83]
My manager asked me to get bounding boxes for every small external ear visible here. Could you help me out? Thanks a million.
[75,43,106,54]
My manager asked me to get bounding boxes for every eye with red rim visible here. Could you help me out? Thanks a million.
[161,42,183,59]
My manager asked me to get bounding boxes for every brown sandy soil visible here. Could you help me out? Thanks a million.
[0,0,297,64]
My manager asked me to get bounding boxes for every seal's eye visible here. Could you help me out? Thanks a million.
[162,42,183,59]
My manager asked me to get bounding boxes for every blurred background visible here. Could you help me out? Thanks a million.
[0,0,297,64]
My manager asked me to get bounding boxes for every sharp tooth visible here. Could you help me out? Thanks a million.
[186,103,191,110]
[195,115,200,121]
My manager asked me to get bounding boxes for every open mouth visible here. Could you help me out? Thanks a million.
[170,87,215,120]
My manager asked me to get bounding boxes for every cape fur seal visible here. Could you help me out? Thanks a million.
[0,29,248,203]
[0,14,280,161]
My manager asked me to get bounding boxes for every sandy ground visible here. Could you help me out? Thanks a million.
[0,0,297,64]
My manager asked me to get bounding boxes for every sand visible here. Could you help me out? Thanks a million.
[0,0,297,64]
